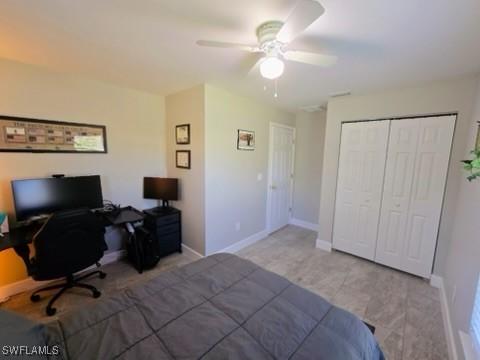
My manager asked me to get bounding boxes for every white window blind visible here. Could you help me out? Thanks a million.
[472,275,480,358]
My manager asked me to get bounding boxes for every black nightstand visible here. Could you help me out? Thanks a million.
[143,207,182,258]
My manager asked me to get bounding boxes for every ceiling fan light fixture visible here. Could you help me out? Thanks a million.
[260,56,284,80]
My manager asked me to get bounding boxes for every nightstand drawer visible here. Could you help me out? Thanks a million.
[158,232,181,256]
[145,213,180,228]
[156,223,180,236]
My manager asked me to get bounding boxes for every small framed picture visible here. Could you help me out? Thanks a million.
[176,150,191,169]
[237,129,255,151]
[176,124,190,145]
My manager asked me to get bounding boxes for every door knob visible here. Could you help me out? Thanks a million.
[270,185,277,190]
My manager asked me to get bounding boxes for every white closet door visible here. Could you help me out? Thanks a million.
[375,119,420,269]
[376,115,455,277]
[333,120,389,260]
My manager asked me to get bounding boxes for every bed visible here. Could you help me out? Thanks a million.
[1,253,384,359]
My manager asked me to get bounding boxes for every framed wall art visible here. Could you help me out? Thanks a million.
[237,129,255,151]
[176,124,190,145]
[0,115,107,153]
[176,150,191,169]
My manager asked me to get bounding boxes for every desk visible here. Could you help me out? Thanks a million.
[0,206,145,273]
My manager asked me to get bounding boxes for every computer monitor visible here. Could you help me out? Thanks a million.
[143,177,178,208]
[12,175,104,221]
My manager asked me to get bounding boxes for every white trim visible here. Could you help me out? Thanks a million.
[266,122,296,233]
[430,274,443,288]
[214,229,269,254]
[181,244,204,258]
[289,218,319,232]
[0,249,126,303]
[430,275,458,360]
[460,331,479,360]
[0,278,49,304]
[315,238,332,252]
[99,249,126,265]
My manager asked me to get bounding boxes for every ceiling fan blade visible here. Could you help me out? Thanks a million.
[276,0,325,43]
[247,56,264,77]
[284,50,337,66]
[238,53,264,76]
[196,40,259,52]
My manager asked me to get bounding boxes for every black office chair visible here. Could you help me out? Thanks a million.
[27,208,108,316]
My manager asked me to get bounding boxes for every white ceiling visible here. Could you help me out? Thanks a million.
[0,0,479,111]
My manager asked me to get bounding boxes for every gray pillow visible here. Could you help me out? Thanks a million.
[0,309,65,359]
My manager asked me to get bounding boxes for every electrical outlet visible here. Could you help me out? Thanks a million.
[235,222,241,231]
[452,285,457,304]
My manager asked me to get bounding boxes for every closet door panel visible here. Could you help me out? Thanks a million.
[333,120,389,260]
[375,119,419,269]
[333,123,362,255]
[402,115,455,277]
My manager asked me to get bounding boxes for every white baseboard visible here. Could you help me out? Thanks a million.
[100,249,127,265]
[0,249,126,303]
[289,218,319,232]
[181,244,204,258]
[315,238,332,252]
[214,229,269,254]
[430,274,458,360]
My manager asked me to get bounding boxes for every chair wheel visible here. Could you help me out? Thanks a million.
[30,294,41,302]
[93,290,101,298]
[99,272,106,279]
[46,307,56,316]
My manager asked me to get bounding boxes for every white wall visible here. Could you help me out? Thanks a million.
[0,58,166,287]
[318,77,479,275]
[166,85,206,255]
[443,78,480,357]
[204,85,295,254]
[292,110,326,226]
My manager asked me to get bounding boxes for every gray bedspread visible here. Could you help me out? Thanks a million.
[1,253,384,359]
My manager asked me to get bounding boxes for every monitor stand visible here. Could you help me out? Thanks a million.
[150,201,173,214]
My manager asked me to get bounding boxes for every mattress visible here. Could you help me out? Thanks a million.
[0,253,384,359]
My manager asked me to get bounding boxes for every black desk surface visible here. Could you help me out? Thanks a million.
[0,206,145,252]
[101,206,144,225]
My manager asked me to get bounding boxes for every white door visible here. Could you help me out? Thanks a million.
[376,115,455,277]
[332,120,389,260]
[375,119,420,269]
[267,123,295,233]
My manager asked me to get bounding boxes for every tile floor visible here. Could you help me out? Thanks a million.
[1,225,448,359]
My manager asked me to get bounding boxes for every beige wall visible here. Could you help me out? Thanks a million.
[0,59,166,287]
[443,78,480,357]
[166,85,205,255]
[204,85,295,254]
[319,77,479,275]
[292,110,326,225]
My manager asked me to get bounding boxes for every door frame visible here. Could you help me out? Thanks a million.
[266,122,296,234]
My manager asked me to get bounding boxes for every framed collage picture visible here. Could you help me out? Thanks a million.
[0,115,107,153]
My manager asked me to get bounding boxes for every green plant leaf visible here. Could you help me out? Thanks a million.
[472,158,480,168]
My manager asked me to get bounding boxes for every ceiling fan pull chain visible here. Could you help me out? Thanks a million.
[274,79,278,98]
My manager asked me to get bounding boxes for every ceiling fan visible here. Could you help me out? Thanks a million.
[197,0,336,80]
